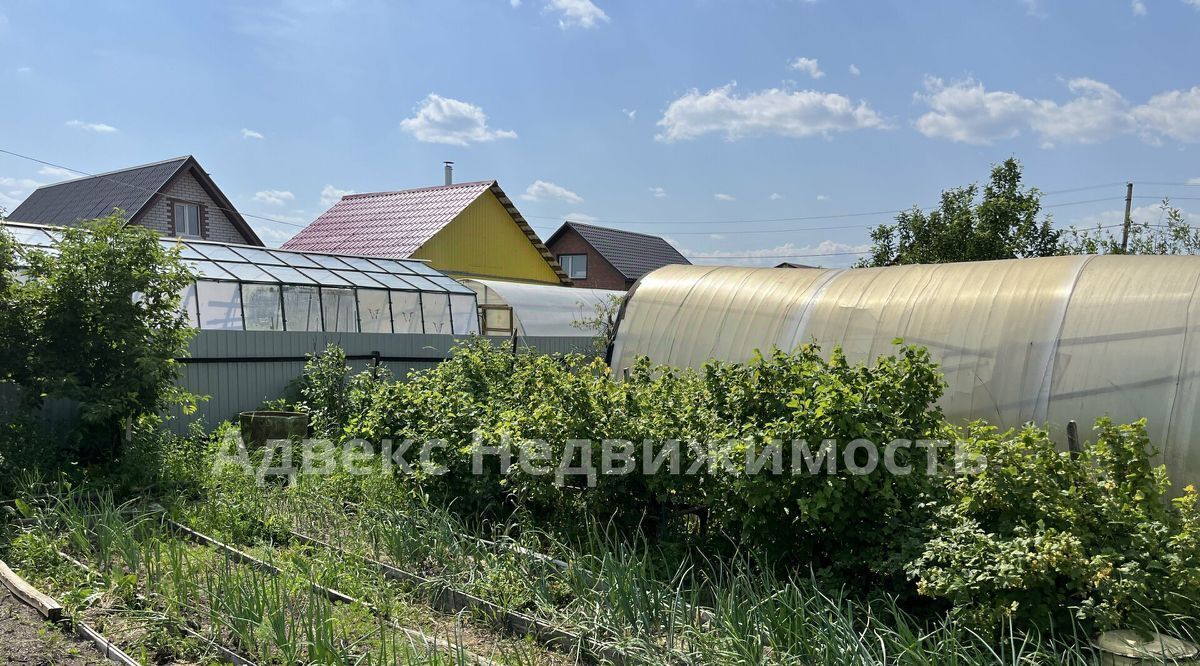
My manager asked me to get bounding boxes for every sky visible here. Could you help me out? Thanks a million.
[1,0,1199,267]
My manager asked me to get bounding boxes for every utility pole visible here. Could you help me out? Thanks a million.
[1120,182,1134,254]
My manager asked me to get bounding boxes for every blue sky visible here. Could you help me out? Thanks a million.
[2,0,1199,266]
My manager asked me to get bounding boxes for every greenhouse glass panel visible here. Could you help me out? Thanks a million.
[321,287,358,332]
[231,247,285,265]
[357,289,392,333]
[191,244,245,262]
[179,283,199,328]
[298,268,351,286]
[186,260,235,280]
[196,281,243,330]
[398,275,443,292]
[263,265,316,284]
[283,285,322,331]
[242,284,283,331]
[165,241,207,260]
[339,257,382,272]
[220,262,279,283]
[269,250,321,268]
[450,293,480,334]
[310,254,352,270]
[365,272,415,289]
[430,276,473,294]
[408,261,441,276]
[334,270,385,288]
[422,292,452,334]
[364,258,416,274]
[390,291,423,333]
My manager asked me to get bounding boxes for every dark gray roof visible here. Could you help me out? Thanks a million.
[548,221,690,281]
[8,157,190,226]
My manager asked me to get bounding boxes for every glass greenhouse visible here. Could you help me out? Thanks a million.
[5,222,480,336]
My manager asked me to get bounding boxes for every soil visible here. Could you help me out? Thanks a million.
[0,590,107,666]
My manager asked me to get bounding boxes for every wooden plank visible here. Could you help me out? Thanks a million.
[0,559,62,623]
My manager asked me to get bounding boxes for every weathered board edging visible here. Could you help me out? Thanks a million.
[0,558,63,623]
[163,518,499,666]
[290,530,634,666]
[57,549,258,666]
[76,622,142,666]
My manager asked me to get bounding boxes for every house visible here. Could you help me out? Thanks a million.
[545,221,690,290]
[775,262,817,269]
[8,156,262,245]
[283,176,569,286]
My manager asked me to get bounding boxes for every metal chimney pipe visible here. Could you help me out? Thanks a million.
[444,161,454,186]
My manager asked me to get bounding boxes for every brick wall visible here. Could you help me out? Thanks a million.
[137,169,252,244]
[547,227,631,290]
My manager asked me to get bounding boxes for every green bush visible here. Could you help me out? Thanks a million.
[909,418,1200,632]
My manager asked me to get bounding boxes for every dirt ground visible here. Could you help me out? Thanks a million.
[0,590,107,666]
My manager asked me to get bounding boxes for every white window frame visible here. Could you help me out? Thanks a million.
[559,253,587,279]
[173,201,201,238]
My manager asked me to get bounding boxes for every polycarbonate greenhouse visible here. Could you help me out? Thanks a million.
[610,258,1200,489]
[462,278,622,337]
[6,221,480,335]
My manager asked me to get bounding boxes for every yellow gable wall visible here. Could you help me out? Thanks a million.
[412,190,563,285]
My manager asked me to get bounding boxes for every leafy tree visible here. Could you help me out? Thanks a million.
[571,293,624,355]
[1059,198,1200,255]
[0,225,30,386]
[20,215,195,461]
[860,158,1060,266]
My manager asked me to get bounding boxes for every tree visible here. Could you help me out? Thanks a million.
[0,224,30,387]
[860,158,1060,267]
[1059,198,1200,255]
[571,294,624,355]
[19,215,195,461]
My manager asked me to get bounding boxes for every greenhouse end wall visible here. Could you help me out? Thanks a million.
[609,258,1200,491]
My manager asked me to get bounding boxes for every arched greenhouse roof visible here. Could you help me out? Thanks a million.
[463,278,622,337]
[610,258,1200,488]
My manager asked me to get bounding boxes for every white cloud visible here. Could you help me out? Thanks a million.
[0,191,22,212]
[241,128,264,140]
[257,226,295,245]
[648,186,666,198]
[38,166,77,179]
[714,193,736,201]
[1132,0,1147,14]
[16,66,31,74]
[546,0,609,29]
[768,193,784,200]
[1133,88,1200,142]
[622,108,637,120]
[915,76,1200,146]
[0,176,45,190]
[400,94,517,146]
[253,190,295,205]
[511,0,521,6]
[66,120,118,133]
[320,185,356,207]
[1187,0,1200,8]
[848,64,861,76]
[816,194,829,201]
[521,180,583,204]
[1188,177,1200,185]
[656,83,887,142]
[789,57,825,79]
[685,240,870,268]
[566,212,597,223]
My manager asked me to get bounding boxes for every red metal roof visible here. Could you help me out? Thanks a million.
[282,180,495,257]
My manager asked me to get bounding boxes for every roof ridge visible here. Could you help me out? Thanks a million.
[342,180,496,200]
[32,156,192,189]
[568,220,680,244]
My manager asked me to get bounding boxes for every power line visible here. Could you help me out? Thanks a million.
[687,250,870,259]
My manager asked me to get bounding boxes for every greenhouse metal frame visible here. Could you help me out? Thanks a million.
[5,221,480,336]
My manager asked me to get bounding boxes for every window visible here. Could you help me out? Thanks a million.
[173,202,201,237]
[559,254,587,279]
[242,284,283,331]
[283,285,322,331]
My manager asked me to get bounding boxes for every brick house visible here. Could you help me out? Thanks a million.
[545,221,690,290]
[8,156,262,245]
